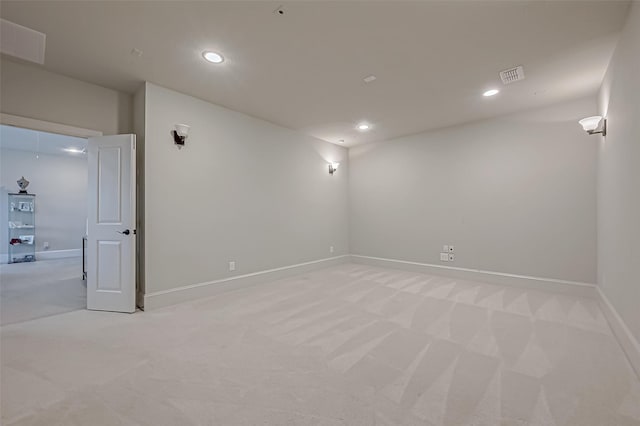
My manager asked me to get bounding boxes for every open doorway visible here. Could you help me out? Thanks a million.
[0,124,88,325]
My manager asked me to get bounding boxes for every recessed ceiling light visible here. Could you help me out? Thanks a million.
[363,75,377,83]
[483,89,500,97]
[64,147,85,154]
[357,123,371,131]
[202,51,224,64]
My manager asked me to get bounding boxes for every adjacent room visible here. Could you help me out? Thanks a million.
[0,125,88,325]
[0,1,638,425]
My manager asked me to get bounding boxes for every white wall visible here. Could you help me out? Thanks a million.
[349,97,598,283]
[597,2,640,343]
[0,148,87,257]
[0,58,132,135]
[143,83,349,294]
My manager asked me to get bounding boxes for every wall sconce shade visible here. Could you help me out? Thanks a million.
[328,162,340,175]
[579,116,606,136]
[173,123,190,147]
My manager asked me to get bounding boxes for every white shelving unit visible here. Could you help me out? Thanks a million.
[8,193,36,263]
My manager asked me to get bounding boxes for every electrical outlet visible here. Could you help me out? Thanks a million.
[440,253,449,262]
[43,241,50,250]
[443,245,449,253]
[449,253,455,261]
[329,246,334,254]
[449,245,454,253]
[229,261,236,271]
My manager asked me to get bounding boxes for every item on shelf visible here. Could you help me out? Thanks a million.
[18,202,33,212]
[11,254,36,263]
[10,238,21,245]
[19,235,34,244]
[17,176,30,194]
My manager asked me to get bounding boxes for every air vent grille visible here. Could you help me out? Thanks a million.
[0,19,46,64]
[499,65,525,85]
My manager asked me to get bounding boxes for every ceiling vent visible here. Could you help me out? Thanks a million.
[0,19,46,64]
[499,65,525,85]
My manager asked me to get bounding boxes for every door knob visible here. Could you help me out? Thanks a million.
[118,229,131,235]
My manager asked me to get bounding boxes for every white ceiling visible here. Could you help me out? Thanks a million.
[0,1,630,146]
[0,124,87,156]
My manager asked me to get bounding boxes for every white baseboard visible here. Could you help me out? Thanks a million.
[1,248,81,264]
[37,249,81,260]
[350,255,598,298]
[144,255,351,310]
[596,287,640,378]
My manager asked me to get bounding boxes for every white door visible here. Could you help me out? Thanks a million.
[87,134,136,313]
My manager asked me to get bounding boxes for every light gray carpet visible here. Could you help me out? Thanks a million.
[0,257,86,325]
[1,263,639,425]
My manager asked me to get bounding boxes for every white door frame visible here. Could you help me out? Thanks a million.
[0,113,103,138]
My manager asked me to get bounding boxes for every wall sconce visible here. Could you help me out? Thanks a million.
[579,116,606,136]
[328,162,340,175]
[173,123,190,148]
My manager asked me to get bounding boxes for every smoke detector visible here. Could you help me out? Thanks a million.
[499,65,525,85]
